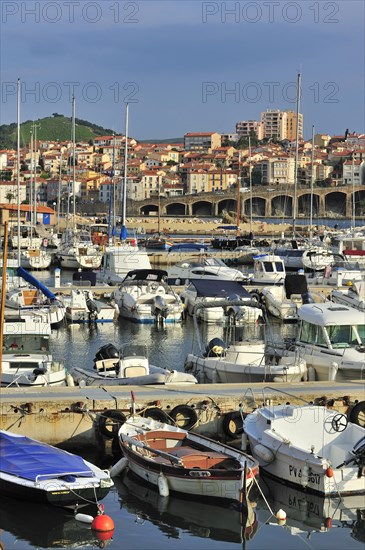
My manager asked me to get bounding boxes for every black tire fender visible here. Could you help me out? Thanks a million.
[98,410,126,439]
[223,411,244,438]
[169,404,198,430]
[350,401,365,427]
[143,407,172,423]
[249,290,261,304]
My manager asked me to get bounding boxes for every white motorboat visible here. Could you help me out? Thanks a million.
[331,232,365,267]
[181,279,262,325]
[267,302,365,381]
[97,239,152,285]
[307,258,364,286]
[244,403,365,496]
[302,247,338,272]
[332,280,365,312]
[70,343,197,386]
[167,256,248,285]
[1,312,67,387]
[20,248,52,270]
[0,430,113,508]
[61,288,116,324]
[117,416,259,502]
[184,316,307,384]
[112,269,183,324]
[56,229,103,270]
[4,266,66,328]
[250,254,286,285]
[261,274,325,322]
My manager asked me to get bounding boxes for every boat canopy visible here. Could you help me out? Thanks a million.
[0,431,93,481]
[16,267,56,301]
[187,279,251,298]
[168,243,208,252]
[122,269,168,282]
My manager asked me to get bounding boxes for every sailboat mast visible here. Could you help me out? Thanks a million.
[0,221,9,384]
[309,124,315,239]
[236,150,241,234]
[292,72,301,237]
[72,95,76,226]
[57,151,62,233]
[121,102,129,240]
[16,78,21,264]
[352,151,355,229]
[33,123,38,228]
[249,135,253,234]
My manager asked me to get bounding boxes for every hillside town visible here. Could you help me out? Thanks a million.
[0,108,364,221]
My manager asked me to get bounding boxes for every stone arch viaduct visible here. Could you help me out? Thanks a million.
[129,185,365,219]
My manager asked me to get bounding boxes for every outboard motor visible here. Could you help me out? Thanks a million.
[94,343,119,371]
[284,274,313,304]
[85,293,98,321]
[152,295,169,322]
[227,293,245,324]
[205,338,227,357]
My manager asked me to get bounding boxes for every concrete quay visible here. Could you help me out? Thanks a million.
[1,380,363,450]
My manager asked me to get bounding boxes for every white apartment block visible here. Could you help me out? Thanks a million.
[343,160,365,186]
[257,157,295,185]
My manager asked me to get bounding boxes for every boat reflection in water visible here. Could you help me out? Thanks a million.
[115,470,258,547]
[0,495,108,548]
[255,475,365,542]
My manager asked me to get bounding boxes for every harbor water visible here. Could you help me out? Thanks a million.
[1,269,364,550]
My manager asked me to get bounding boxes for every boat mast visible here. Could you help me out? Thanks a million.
[72,95,76,228]
[292,72,301,238]
[0,221,9,385]
[57,151,62,233]
[33,122,38,231]
[309,124,315,239]
[352,150,355,229]
[249,135,253,235]
[236,150,241,235]
[121,102,129,241]
[16,78,21,264]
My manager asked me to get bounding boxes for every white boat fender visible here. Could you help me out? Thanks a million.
[276,509,286,525]
[65,371,75,387]
[241,433,248,451]
[75,513,94,524]
[328,362,339,381]
[109,456,128,477]
[253,444,275,463]
[307,365,316,382]
[158,473,169,497]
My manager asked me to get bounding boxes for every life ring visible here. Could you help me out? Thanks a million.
[223,411,244,438]
[143,407,171,423]
[169,404,198,430]
[98,410,126,439]
[350,401,365,427]
[43,238,48,248]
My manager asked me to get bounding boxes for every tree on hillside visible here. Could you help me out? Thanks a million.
[5,192,15,203]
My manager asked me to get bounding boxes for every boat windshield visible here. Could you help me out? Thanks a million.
[3,335,50,353]
[325,324,365,349]
[204,258,225,267]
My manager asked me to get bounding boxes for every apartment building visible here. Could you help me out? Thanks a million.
[260,110,303,141]
[184,132,221,152]
[235,120,263,139]
[343,160,365,186]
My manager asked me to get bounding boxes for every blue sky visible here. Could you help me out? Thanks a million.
[1,0,364,140]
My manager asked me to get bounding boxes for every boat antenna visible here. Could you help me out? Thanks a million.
[292,72,301,239]
[16,78,21,265]
[309,124,315,239]
[120,102,129,241]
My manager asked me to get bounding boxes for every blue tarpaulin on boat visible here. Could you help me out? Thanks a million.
[16,267,56,301]
[187,279,251,298]
[0,431,93,481]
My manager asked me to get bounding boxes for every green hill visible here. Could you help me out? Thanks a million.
[0,114,115,149]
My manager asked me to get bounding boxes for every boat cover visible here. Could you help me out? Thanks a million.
[0,431,93,481]
[168,243,208,252]
[188,279,251,298]
[16,267,56,301]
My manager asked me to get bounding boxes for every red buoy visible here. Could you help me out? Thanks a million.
[93,528,115,543]
[326,466,334,478]
[91,514,115,532]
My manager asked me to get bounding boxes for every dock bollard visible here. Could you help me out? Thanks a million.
[54,268,61,288]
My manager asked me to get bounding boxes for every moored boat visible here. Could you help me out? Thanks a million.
[118,416,259,503]
[0,430,113,508]
[243,403,365,496]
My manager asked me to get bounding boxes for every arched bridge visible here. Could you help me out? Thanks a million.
[130,185,365,219]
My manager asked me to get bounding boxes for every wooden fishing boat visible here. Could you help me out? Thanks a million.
[118,416,259,503]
